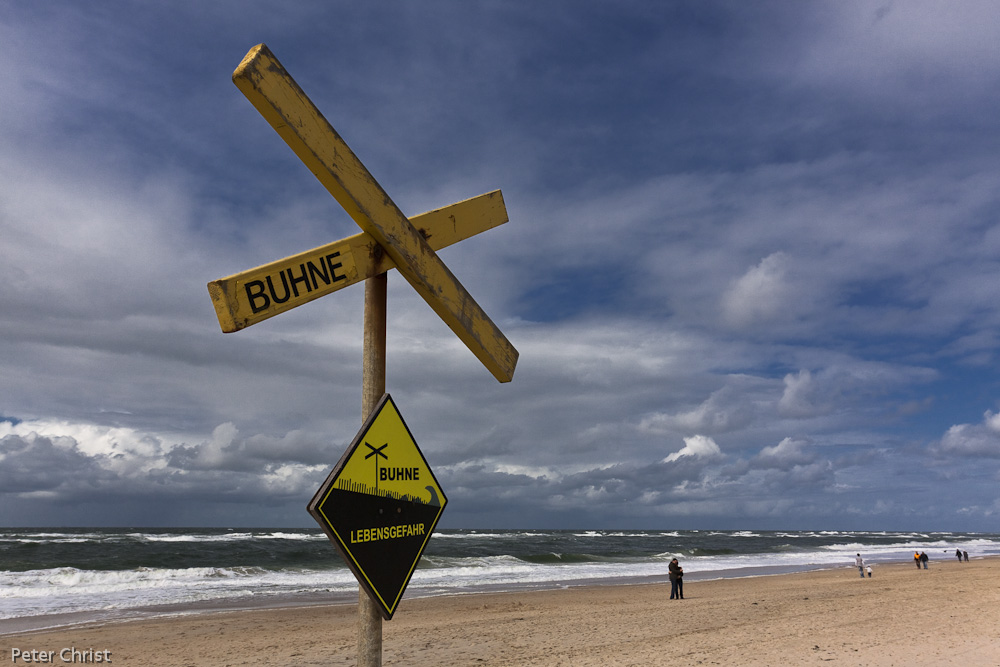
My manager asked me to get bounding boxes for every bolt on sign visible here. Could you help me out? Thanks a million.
[309,393,447,620]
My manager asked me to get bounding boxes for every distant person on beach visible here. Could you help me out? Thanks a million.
[668,558,684,600]
[956,549,963,562]
[920,551,929,569]
[855,554,865,579]
[963,550,969,562]
[914,552,921,568]
[866,565,872,578]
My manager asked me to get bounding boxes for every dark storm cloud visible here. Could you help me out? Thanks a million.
[2,1,1000,529]
[0,434,112,493]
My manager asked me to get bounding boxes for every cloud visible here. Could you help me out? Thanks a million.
[663,435,724,464]
[0,421,327,512]
[790,1,1000,102]
[166,424,332,472]
[777,363,937,421]
[3,2,1000,530]
[0,433,112,494]
[936,411,1000,458]
[778,369,828,418]
[754,437,817,470]
[640,383,763,436]
[721,252,796,327]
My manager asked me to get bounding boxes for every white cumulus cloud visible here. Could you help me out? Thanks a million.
[721,252,793,327]
[937,410,1000,458]
[663,435,724,463]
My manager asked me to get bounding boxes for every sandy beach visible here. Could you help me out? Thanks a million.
[3,558,997,666]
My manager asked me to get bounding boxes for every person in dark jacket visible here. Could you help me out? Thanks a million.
[668,558,684,600]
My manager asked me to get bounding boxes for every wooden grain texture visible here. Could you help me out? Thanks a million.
[207,190,507,333]
[231,44,517,382]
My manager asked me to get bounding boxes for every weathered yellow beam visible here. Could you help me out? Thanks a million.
[207,190,507,333]
[232,44,518,382]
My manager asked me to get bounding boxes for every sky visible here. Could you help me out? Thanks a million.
[2,1,1000,531]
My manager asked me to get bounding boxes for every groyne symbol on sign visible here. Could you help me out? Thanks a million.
[365,442,388,493]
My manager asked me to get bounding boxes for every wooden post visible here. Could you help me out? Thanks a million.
[223,43,519,666]
[359,266,387,666]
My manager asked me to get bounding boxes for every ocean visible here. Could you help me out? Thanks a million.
[2,528,997,634]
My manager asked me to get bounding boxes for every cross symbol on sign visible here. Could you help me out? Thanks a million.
[364,442,389,493]
[209,44,518,383]
[364,442,389,460]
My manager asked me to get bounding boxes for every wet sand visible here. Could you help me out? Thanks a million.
[2,558,997,666]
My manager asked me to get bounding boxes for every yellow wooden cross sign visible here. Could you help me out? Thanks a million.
[208,44,518,383]
[208,190,506,332]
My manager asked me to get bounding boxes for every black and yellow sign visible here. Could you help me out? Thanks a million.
[308,393,447,620]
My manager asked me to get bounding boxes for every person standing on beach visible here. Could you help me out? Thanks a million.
[855,554,865,579]
[920,551,929,569]
[914,551,921,568]
[956,549,963,562]
[866,565,872,578]
[668,558,684,600]
[963,550,969,562]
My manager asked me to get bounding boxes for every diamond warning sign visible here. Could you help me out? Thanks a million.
[308,393,447,620]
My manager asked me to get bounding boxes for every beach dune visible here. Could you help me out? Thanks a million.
[3,558,997,666]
